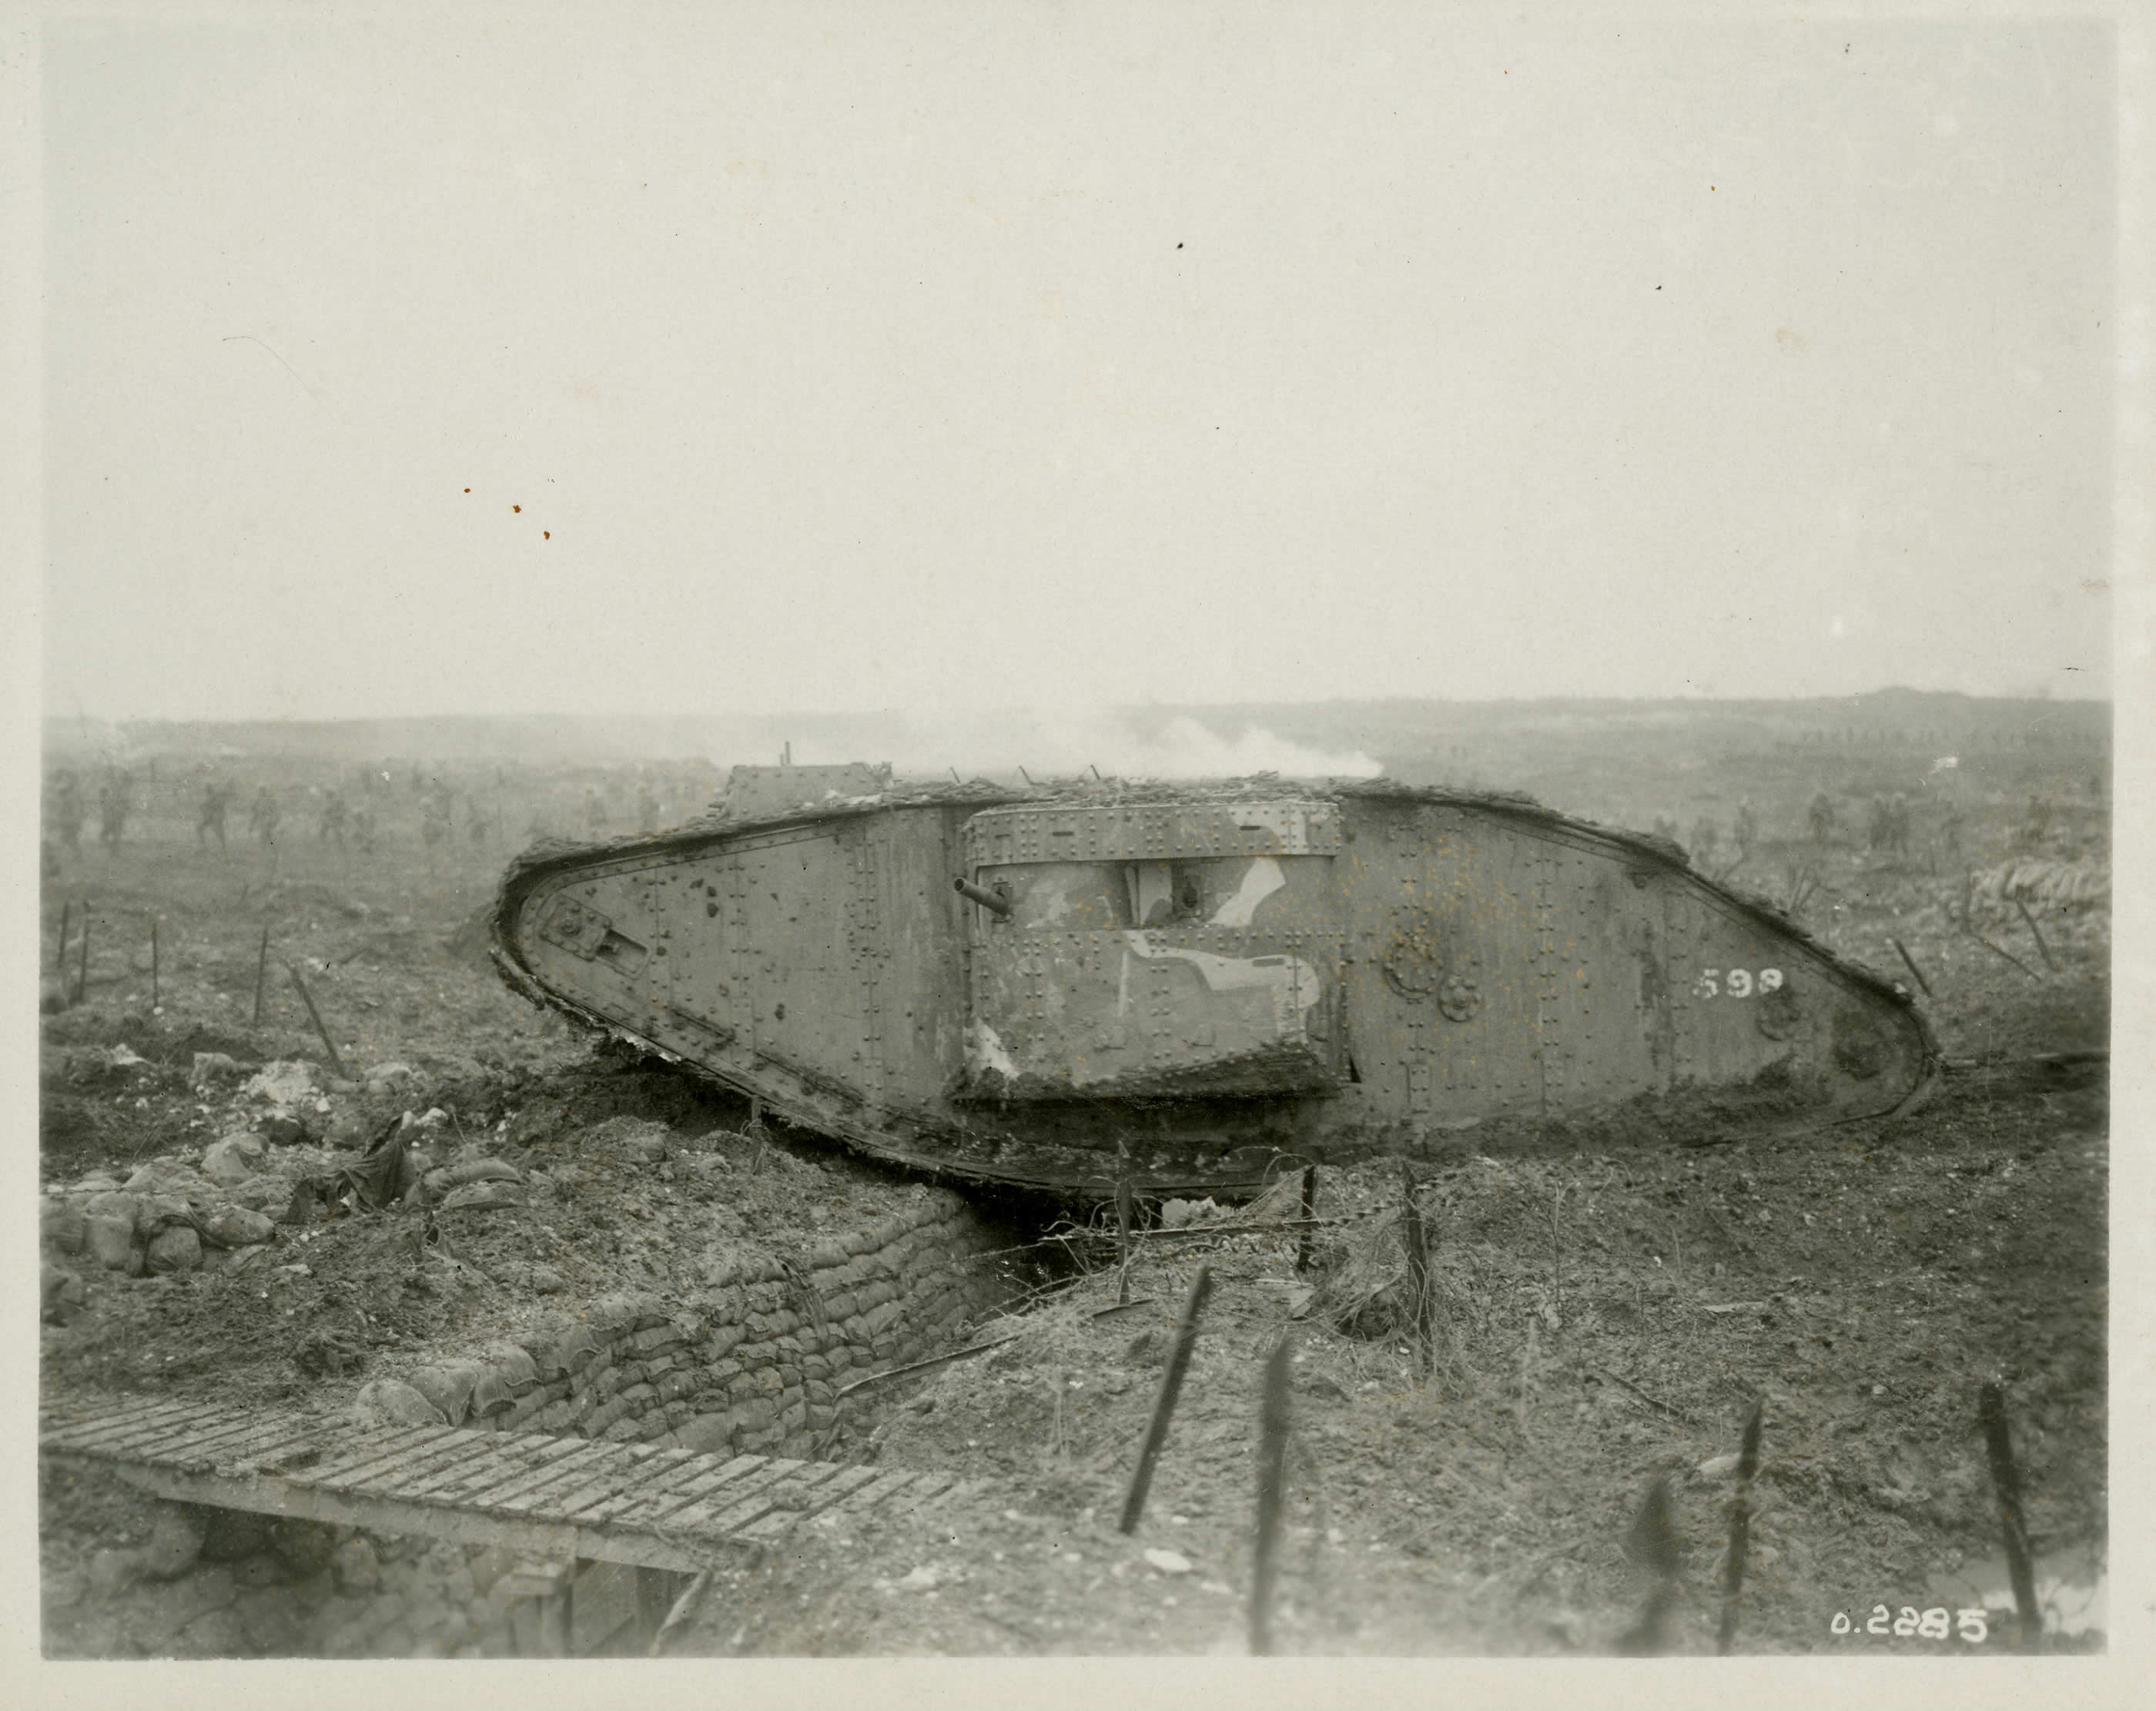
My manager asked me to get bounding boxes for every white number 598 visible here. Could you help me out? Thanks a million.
[1694,966,1783,1000]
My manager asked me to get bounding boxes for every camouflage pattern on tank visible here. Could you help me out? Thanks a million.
[492,768,1937,1198]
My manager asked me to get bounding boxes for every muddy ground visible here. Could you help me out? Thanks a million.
[38,741,2108,1656]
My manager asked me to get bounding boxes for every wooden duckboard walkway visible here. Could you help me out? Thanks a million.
[40,1397,973,1573]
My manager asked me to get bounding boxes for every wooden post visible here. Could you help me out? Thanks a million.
[76,905,91,1006]
[1962,924,2040,982]
[253,923,270,1025]
[1249,1334,1292,1655]
[1116,1137,1136,1305]
[1294,1166,1317,1275]
[535,1584,569,1656]
[55,901,71,977]
[1551,1184,1565,1326]
[1716,1398,1766,1654]
[1890,936,1934,999]
[1615,1474,1680,1655]
[1118,1263,1214,1534]
[286,962,350,1078]
[1399,1163,1434,1375]
[1979,1381,2042,1651]
[150,920,159,1010]
[648,1568,712,1657]
[2013,899,2057,972]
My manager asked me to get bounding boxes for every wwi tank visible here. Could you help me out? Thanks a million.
[491,764,1937,1198]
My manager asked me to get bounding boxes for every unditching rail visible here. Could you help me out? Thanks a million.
[42,1395,974,1652]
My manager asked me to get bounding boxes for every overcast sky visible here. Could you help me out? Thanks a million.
[32,5,2119,722]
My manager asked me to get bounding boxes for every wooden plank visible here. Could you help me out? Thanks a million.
[45,1401,249,1457]
[44,1422,367,1488]
[587,1450,738,1527]
[99,1453,765,1573]
[695,1461,844,1538]
[796,1463,881,1514]
[603,1455,767,1532]
[730,1468,882,1544]
[526,1439,659,1508]
[822,1467,925,1518]
[335,1431,511,1499]
[260,1422,437,1482]
[189,1422,333,1474]
[882,1472,959,1514]
[45,1396,213,1437]
[118,1410,318,1468]
[243,1421,408,1473]
[577,1447,723,1525]
[726,1462,850,1541]
[425,1435,597,1510]
[243,1438,338,1476]
[377,1432,524,1502]
[569,1448,701,1527]
[460,1438,625,1517]
[568,1559,643,1656]
[557,1438,670,1505]
[44,1410,225,1460]
[703,1475,825,1542]
[528,1445,659,1521]
[159,1417,333,1472]
[408,1427,564,1492]
[409,1432,570,1505]
[531,1588,570,1657]
[477,1440,629,1516]
[737,1479,844,1543]
[651,1459,801,1538]
[45,1391,983,1572]
[305,1427,466,1493]
[38,1399,203,1452]
[320,1426,494,1490]
[95,1458,702,1572]
[635,1567,678,1646]
[754,1461,849,1510]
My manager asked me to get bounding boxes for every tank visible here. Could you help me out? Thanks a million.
[491,765,1937,1198]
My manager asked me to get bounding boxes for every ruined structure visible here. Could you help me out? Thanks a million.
[492,767,1936,1197]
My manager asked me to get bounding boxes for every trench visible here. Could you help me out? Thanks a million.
[41,1061,1081,1659]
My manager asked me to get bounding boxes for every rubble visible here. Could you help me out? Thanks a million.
[145,1227,202,1274]
[243,1060,320,1108]
[202,1133,266,1184]
[189,1053,250,1087]
[35,736,2108,1657]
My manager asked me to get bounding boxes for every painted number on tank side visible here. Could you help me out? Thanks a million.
[1692,968,1783,999]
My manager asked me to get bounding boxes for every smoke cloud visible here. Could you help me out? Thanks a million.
[793,708,1383,783]
[42,705,1388,782]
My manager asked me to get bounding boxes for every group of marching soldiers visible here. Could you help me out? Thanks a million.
[192,781,319,855]
[47,765,508,864]
[1806,789,1962,859]
[580,779,664,839]
[48,768,138,856]
[1863,792,1914,855]
[1634,789,1957,867]
[1803,789,1937,857]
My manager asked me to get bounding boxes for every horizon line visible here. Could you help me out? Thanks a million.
[38,685,2118,728]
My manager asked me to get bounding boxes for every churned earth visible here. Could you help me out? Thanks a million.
[653,1037,2104,1658]
[37,758,2108,1657]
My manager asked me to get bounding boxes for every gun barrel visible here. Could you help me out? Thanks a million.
[952,877,1012,916]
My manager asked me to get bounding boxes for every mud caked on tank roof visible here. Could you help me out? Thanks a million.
[490,763,1937,1199]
